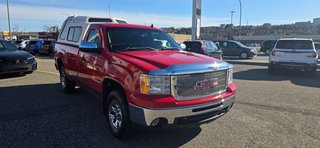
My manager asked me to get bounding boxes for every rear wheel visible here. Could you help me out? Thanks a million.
[105,90,131,139]
[240,52,249,59]
[59,65,75,93]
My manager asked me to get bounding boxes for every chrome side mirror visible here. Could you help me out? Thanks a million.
[79,42,101,54]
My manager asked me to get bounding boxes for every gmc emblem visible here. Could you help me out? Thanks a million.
[194,78,219,90]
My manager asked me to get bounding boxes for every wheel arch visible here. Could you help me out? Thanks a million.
[102,77,128,115]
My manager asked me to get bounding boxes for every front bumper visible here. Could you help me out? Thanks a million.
[129,95,235,127]
[0,62,37,74]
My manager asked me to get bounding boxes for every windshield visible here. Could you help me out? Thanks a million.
[0,40,18,51]
[107,27,181,52]
[207,41,219,51]
[276,40,313,49]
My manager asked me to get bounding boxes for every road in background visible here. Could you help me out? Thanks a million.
[1,57,320,147]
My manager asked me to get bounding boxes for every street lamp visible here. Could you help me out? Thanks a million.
[6,0,12,40]
[230,11,235,25]
[239,0,242,38]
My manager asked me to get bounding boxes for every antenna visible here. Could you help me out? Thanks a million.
[108,0,111,17]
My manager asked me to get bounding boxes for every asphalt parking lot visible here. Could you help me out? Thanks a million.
[1,57,320,147]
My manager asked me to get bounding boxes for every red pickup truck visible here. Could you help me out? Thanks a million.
[54,16,236,139]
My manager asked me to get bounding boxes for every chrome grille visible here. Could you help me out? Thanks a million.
[172,70,227,101]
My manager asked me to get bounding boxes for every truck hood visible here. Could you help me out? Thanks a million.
[115,50,222,71]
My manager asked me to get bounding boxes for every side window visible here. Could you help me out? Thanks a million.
[67,28,75,41]
[223,42,228,48]
[229,42,238,48]
[67,27,82,42]
[86,29,101,48]
[59,19,72,40]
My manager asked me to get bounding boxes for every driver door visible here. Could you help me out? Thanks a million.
[78,26,104,93]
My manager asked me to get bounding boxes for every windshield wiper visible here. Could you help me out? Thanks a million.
[121,47,158,52]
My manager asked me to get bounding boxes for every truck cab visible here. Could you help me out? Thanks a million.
[54,16,236,139]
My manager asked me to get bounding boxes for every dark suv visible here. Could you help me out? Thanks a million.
[260,40,277,55]
[218,40,257,59]
[183,40,223,60]
[39,40,55,55]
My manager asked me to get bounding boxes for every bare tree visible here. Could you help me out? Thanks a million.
[43,24,59,32]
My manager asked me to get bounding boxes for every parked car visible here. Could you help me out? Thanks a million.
[25,40,43,54]
[313,42,320,58]
[183,40,223,60]
[0,40,37,75]
[15,40,30,50]
[219,40,257,59]
[268,38,318,76]
[55,16,236,139]
[260,40,277,55]
[39,40,55,55]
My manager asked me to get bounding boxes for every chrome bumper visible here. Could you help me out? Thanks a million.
[129,95,235,127]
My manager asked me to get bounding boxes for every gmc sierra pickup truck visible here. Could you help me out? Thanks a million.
[54,16,236,139]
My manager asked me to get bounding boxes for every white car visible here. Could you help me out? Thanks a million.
[268,38,318,76]
[16,40,30,50]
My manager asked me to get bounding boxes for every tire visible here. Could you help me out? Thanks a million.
[59,65,75,93]
[268,65,275,74]
[105,90,131,139]
[240,52,249,59]
[265,50,271,55]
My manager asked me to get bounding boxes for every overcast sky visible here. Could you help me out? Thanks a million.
[1,0,320,32]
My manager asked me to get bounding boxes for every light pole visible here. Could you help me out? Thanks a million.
[238,0,242,38]
[230,11,235,25]
[192,0,201,40]
[6,0,12,40]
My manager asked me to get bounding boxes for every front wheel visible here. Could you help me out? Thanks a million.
[106,90,131,139]
[59,66,75,93]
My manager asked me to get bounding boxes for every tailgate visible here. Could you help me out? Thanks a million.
[274,49,315,63]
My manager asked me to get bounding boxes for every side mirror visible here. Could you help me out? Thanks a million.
[79,42,101,54]
[180,43,186,50]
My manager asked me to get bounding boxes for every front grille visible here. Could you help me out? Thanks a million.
[1,59,28,65]
[172,70,227,101]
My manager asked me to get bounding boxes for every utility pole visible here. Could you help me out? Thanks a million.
[239,0,242,38]
[192,0,201,40]
[230,11,235,25]
[6,0,12,40]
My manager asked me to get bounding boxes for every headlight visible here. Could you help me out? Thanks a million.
[140,74,171,95]
[250,49,256,52]
[27,56,35,63]
[227,68,233,85]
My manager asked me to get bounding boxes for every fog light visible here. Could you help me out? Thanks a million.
[151,119,160,127]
